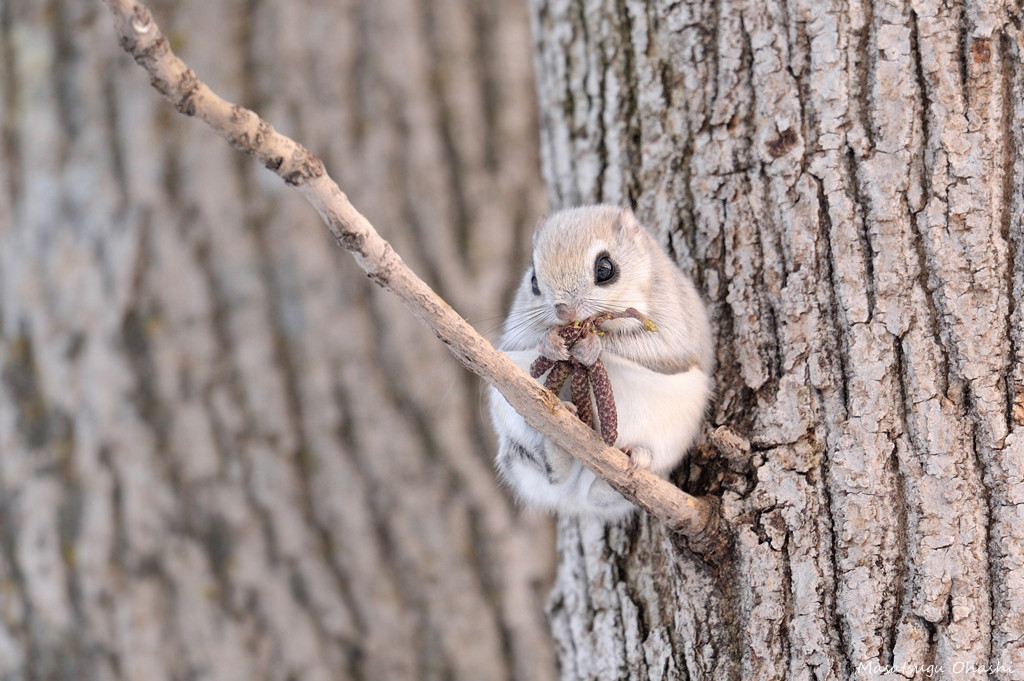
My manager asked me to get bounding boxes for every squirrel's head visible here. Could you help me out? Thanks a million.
[528,205,655,326]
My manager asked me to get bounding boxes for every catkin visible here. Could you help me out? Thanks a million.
[589,358,617,445]
[570,362,594,429]
[527,307,656,446]
[543,360,571,394]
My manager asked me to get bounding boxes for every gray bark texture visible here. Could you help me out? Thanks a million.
[0,2,556,681]
[530,0,1024,680]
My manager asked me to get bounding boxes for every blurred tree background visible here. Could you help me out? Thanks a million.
[0,1,554,679]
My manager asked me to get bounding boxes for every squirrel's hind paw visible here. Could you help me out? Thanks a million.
[623,446,654,471]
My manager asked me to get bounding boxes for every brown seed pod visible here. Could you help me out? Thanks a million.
[528,308,658,441]
[558,323,587,346]
[543,360,572,394]
[589,358,617,445]
[530,355,556,378]
[570,362,593,429]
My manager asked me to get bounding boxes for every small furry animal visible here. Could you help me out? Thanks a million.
[489,205,714,520]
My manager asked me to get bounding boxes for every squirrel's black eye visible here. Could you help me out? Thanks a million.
[531,271,540,296]
[594,253,617,285]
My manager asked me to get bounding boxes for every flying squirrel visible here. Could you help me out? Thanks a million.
[489,205,714,520]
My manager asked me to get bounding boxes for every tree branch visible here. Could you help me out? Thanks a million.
[100,0,728,557]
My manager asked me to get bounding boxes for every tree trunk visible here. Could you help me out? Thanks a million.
[531,0,1023,679]
[0,1,555,680]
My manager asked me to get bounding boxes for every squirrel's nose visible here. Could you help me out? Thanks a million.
[554,303,576,322]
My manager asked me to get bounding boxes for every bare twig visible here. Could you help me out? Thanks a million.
[100,0,728,553]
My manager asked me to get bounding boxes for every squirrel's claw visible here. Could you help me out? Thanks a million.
[623,446,654,471]
[538,327,570,361]
[571,332,602,366]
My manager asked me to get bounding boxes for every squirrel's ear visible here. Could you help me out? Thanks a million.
[616,206,642,233]
[532,214,547,245]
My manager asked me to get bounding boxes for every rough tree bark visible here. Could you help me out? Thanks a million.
[0,2,557,680]
[533,0,1024,679]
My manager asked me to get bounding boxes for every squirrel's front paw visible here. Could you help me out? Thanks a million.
[538,327,570,361]
[623,446,654,471]
[570,332,602,366]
